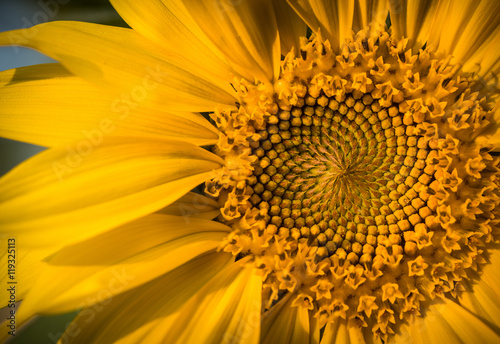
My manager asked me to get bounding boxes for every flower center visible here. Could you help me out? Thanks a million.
[207,27,500,340]
[247,88,422,266]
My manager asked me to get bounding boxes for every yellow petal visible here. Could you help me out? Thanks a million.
[475,103,500,151]
[462,26,500,94]
[309,314,320,344]
[141,261,261,344]
[321,320,345,344]
[459,249,500,332]
[291,306,311,344]
[0,246,56,306]
[388,0,500,59]
[321,318,368,344]
[177,0,280,83]
[409,0,473,54]
[0,137,222,248]
[272,0,308,54]
[109,0,239,90]
[59,251,232,344]
[388,0,437,51]
[155,192,220,220]
[261,294,292,344]
[0,64,219,147]
[448,0,500,65]
[262,294,315,344]
[0,21,236,111]
[287,0,356,51]
[353,0,389,34]
[414,0,500,68]
[15,214,230,321]
[396,299,500,344]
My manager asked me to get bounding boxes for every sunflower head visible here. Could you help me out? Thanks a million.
[1,0,500,343]
[208,22,500,340]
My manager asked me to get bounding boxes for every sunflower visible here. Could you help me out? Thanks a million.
[1,0,500,343]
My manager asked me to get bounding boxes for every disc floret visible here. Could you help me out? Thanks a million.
[208,27,500,339]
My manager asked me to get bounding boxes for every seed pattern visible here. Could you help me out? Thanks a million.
[207,26,500,340]
[247,90,433,265]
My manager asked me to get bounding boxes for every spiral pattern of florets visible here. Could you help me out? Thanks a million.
[247,90,430,267]
[207,27,500,340]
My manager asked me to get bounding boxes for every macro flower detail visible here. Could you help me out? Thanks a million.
[0,0,499,343]
[210,27,500,340]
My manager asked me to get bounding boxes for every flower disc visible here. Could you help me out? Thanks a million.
[208,27,500,339]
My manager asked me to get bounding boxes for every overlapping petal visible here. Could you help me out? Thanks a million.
[272,0,308,55]
[388,0,500,66]
[0,137,222,248]
[143,261,262,343]
[59,251,232,344]
[321,319,371,344]
[459,249,500,333]
[463,27,500,97]
[109,0,239,88]
[0,246,56,306]
[14,214,230,322]
[353,0,389,35]
[395,299,500,344]
[286,0,355,51]
[0,64,219,147]
[0,21,236,112]
[177,0,280,83]
[438,0,500,65]
[261,294,319,344]
[388,0,436,51]
[155,192,220,220]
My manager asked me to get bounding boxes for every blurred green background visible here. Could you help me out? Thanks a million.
[0,1,125,342]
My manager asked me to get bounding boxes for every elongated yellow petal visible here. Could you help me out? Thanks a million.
[387,0,500,90]
[321,320,344,344]
[58,251,232,344]
[15,214,230,322]
[285,1,320,37]
[0,21,236,111]
[388,0,437,51]
[0,137,222,248]
[0,246,56,307]
[261,295,293,344]
[272,0,308,54]
[261,294,317,344]
[459,249,500,332]
[397,0,500,67]
[321,318,368,344]
[353,0,389,34]
[155,192,220,220]
[144,262,261,344]
[446,0,500,64]
[177,0,280,83]
[405,0,476,54]
[0,64,219,147]
[309,314,320,344]
[109,0,239,90]
[396,299,500,344]
[462,26,500,96]
[287,0,356,51]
